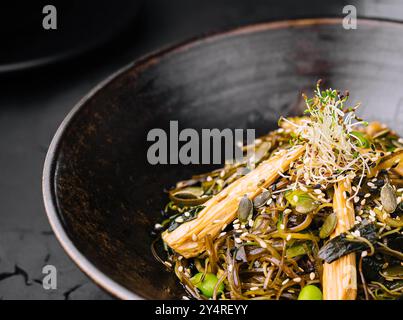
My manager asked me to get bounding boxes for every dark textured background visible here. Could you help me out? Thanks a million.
[0,0,402,299]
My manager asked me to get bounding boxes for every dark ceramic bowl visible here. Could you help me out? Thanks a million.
[43,18,403,299]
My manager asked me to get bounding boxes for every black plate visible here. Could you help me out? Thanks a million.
[43,18,403,299]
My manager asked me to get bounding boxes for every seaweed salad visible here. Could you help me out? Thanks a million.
[152,81,403,300]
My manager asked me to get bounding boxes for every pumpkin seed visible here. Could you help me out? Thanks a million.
[285,190,318,214]
[237,195,253,223]
[286,243,310,258]
[253,141,272,163]
[373,129,390,139]
[381,182,397,213]
[319,213,338,239]
[382,265,403,279]
[169,187,210,206]
[253,190,271,208]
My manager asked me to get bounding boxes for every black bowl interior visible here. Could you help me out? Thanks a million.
[45,18,403,299]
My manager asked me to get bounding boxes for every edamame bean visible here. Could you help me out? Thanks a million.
[190,272,224,298]
[298,285,323,300]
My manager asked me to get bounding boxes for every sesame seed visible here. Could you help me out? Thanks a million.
[233,224,240,229]
[361,199,366,206]
[361,251,368,257]
[235,238,242,244]
[346,234,354,240]
[300,186,308,192]
[367,182,375,188]
[283,209,292,214]
[309,272,315,280]
[221,223,228,231]
[260,241,268,248]
[282,279,290,285]
[164,261,172,267]
[293,195,299,203]
[178,256,183,261]
[286,234,292,241]
[354,196,360,203]
[280,224,285,230]
[272,195,277,199]
[369,210,376,217]
[314,189,322,194]
[178,266,184,272]
[228,264,233,272]
[266,199,273,205]
[356,216,362,222]
[182,296,190,300]
[352,230,361,237]
[293,277,302,283]
[218,232,226,238]
[206,176,213,182]
[250,286,259,291]
[248,219,254,227]
[364,193,371,198]
[397,188,403,193]
[352,186,357,192]
[175,217,184,223]
[154,223,163,230]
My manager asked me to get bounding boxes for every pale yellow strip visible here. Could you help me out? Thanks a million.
[162,145,305,258]
[323,179,357,300]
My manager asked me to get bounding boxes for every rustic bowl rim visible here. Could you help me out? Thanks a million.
[42,17,401,300]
